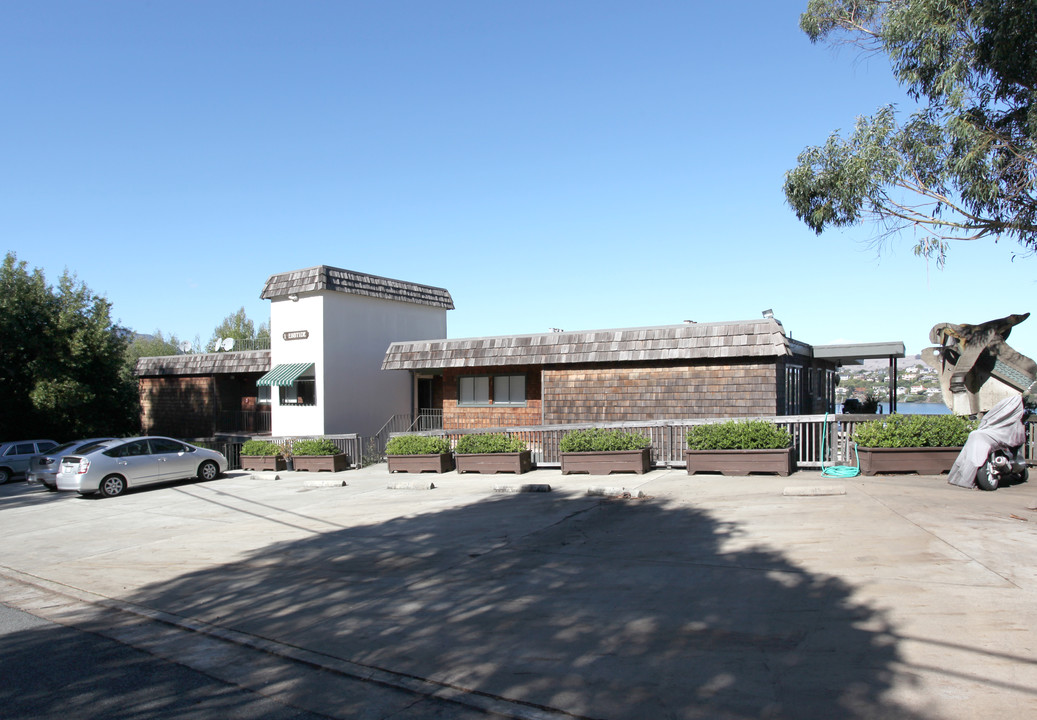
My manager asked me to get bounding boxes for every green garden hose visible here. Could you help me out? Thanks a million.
[821,413,860,478]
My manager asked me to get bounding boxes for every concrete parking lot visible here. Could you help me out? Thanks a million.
[2,465,1036,719]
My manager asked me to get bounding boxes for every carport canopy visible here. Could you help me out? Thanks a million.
[256,362,314,387]
[812,341,906,413]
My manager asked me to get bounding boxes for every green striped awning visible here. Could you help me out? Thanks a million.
[256,363,314,387]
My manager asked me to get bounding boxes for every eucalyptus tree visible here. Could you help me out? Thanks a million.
[784,0,1037,265]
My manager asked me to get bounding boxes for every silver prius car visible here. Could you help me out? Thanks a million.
[56,437,227,498]
[27,438,115,490]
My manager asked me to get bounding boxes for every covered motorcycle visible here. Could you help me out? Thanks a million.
[948,395,1029,490]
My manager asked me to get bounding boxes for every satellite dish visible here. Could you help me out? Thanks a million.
[178,341,192,353]
[221,337,236,351]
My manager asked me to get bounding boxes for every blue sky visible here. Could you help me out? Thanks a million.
[3,1,1034,356]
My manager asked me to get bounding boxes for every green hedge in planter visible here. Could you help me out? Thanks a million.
[241,440,283,456]
[455,434,527,454]
[385,435,452,455]
[851,414,976,448]
[559,428,651,453]
[291,438,341,456]
[685,420,791,450]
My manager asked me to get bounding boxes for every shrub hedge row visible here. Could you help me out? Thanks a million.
[685,420,791,450]
[558,428,651,453]
[385,435,452,455]
[454,434,528,454]
[851,414,976,448]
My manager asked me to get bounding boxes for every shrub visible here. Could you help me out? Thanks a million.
[291,438,341,456]
[851,414,976,448]
[685,420,791,450]
[385,435,452,455]
[241,439,283,457]
[559,428,651,453]
[455,434,528,454]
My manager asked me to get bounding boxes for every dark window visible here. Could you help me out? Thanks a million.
[493,375,526,405]
[105,440,151,458]
[149,438,187,454]
[280,378,316,406]
[458,376,490,406]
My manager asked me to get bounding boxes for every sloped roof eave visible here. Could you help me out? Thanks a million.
[382,321,794,370]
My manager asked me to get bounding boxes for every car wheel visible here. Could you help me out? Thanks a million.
[0,468,10,485]
[975,463,999,491]
[99,475,127,498]
[198,461,219,481]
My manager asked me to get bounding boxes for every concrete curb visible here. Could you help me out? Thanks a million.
[586,487,646,498]
[493,484,552,494]
[303,479,348,488]
[387,481,436,490]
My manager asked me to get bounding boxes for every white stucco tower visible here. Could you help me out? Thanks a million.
[258,266,452,438]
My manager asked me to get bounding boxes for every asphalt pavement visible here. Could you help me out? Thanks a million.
[1,464,1036,720]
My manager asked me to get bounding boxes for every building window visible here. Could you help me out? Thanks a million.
[458,376,490,406]
[457,374,526,407]
[257,386,271,405]
[493,374,526,405]
[280,378,317,406]
[785,365,802,415]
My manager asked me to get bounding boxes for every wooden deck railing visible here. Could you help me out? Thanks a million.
[391,415,1037,469]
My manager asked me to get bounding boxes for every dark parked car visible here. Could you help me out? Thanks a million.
[0,439,58,484]
[26,438,115,491]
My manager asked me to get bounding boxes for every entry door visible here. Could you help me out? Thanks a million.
[417,378,435,430]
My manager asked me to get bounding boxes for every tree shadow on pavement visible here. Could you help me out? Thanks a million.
[123,493,928,719]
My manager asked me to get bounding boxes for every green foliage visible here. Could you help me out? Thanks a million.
[207,307,269,352]
[0,252,138,439]
[685,420,792,450]
[559,428,651,453]
[786,0,1037,262]
[454,434,528,454]
[291,438,341,456]
[385,435,452,455]
[851,413,976,448]
[241,439,283,456]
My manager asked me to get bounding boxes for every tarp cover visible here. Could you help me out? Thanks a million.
[947,395,1026,488]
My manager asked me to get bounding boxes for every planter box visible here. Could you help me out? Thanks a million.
[241,455,287,472]
[857,447,961,476]
[561,448,651,475]
[456,451,533,475]
[388,453,454,473]
[292,453,350,473]
[685,447,795,477]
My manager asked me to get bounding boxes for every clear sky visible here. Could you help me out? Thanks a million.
[3,1,1034,356]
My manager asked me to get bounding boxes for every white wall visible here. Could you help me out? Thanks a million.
[269,294,326,436]
[320,292,447,437]
[267,290,447,438]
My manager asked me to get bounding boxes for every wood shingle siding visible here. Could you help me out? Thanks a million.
[543,361,779,423]
[382,320,802,370]
[260,265,454,309]
[136,350,271,377]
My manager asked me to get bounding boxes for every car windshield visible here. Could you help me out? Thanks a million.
[76,440,113,454]
[46,442,78,456]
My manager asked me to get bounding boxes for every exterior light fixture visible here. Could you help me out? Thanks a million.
[762,309,774,319]
[289,294,299,302]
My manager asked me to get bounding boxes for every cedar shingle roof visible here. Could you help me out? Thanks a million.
[382,320,801,370]
[260,265,454,309]
[136,350,271,377]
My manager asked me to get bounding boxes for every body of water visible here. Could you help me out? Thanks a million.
[893,401,950,415]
